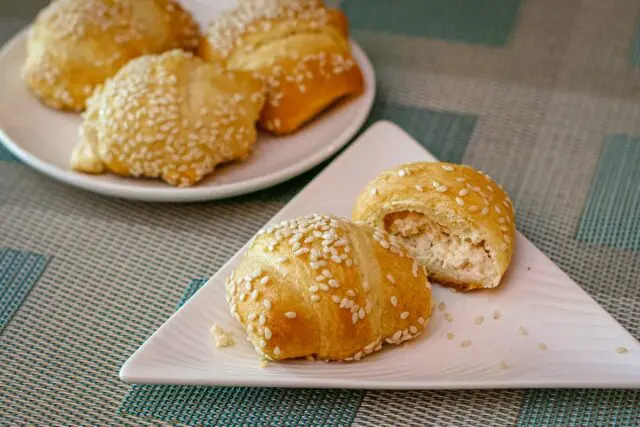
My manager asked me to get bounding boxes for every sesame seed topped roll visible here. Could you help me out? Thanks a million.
[22,0,200,112]
[199,0,364,135]
[353,162,516,291]
[226,214,432,362]
[70,49,265,187]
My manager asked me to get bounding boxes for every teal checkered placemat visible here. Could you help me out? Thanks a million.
[0,248,50,333]
[2,0,640,425]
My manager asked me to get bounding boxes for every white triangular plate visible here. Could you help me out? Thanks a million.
[121,121,640,389]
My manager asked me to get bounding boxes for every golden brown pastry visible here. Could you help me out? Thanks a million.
[353,162,516,291]
[22,0,200,111]
[199,0,364,135]
[225,213,433,362]
[71,49,265,187]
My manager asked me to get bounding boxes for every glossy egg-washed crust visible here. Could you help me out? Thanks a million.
[226,214,433,362]
[199,0,364,135]
[71,49,265,187]
[352,162,516,290]
[22,0,200,112]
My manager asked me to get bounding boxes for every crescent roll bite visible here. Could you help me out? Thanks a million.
[353,162,516,291]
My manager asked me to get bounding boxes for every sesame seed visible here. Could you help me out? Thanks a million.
[498,217,506,224]
[352,312,358,324]
[493,310,501,320]
[248,313,257,321]
[436,186,448,192]
[311,295,321,302]
[259,340,266,348]
[456,177,466,182]
[504,235,511,244]
[415,185,424,192]
[447,332,454,340]
[486,185,494,192]
[245,282,253,291]
[358,308,366,319]
[400,311,410,320]
[442,165,454,171]
[459,189,469,196]
[519,326,528,336]
[398,169,406,177]
[469,205,479,212]
[309,285,319,293]
[438,302,446,311]
[362,280,370,291]
[481,207,489,215]
[259,314,266,325]
[370,188,377,196]
[494,205,502,214]
[392,330,402,341]
[461,340,472,348]
[456,197,465,206]
[386,273,396,284]
[328,279,339,288]
[418,317,425,325]
[322,269,332,278]
[264,327,272,339]
[474,316,484,325]
[538,343,547,351]
[445,313,453,322]
[347,289,356,297]
[263,299,272,309]
[390,296,398,307]
[319,283,329,292]
[274,346,281,356]
[284,311,297,319]
[615,346,629,354]
[332,295,341,303]
[260,277,270,286]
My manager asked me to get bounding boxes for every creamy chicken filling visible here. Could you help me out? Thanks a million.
[384,212,496,284]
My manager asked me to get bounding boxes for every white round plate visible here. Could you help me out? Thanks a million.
[0,25,375,202]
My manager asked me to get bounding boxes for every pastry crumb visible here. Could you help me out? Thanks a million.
[444,312,453,322]
[446,332,454,340]
[474,316,484,325]
[615,346,629,354]
[438,301,446,312]
[492,310,501,320]
[499,361,508,369]
[518,326,528,336]
[210,323,234,348]
[259,357,269,368]
[538,343,547,351]
[460,340,471,348]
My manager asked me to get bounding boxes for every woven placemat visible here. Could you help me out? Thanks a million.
[2,0,640,425]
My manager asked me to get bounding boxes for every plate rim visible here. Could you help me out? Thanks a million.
[0,27,376,202]
[119,121,640,389]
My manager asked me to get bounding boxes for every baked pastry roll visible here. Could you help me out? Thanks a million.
[353,162,515,291]
[22,0,200,111]
[199,0,364,135]
[71,49,265,187]
[226,214,432,362]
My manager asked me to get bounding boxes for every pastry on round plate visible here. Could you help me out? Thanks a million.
[22,0,200,111]
[226,213,433,362]
[70,49,265,187]
[199,0,364,135]
[353,162,516,291]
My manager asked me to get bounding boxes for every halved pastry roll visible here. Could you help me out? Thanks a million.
[226,214,432,362]
[353,162,516,291]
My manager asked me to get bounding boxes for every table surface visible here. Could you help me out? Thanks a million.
[1,1,639,426]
